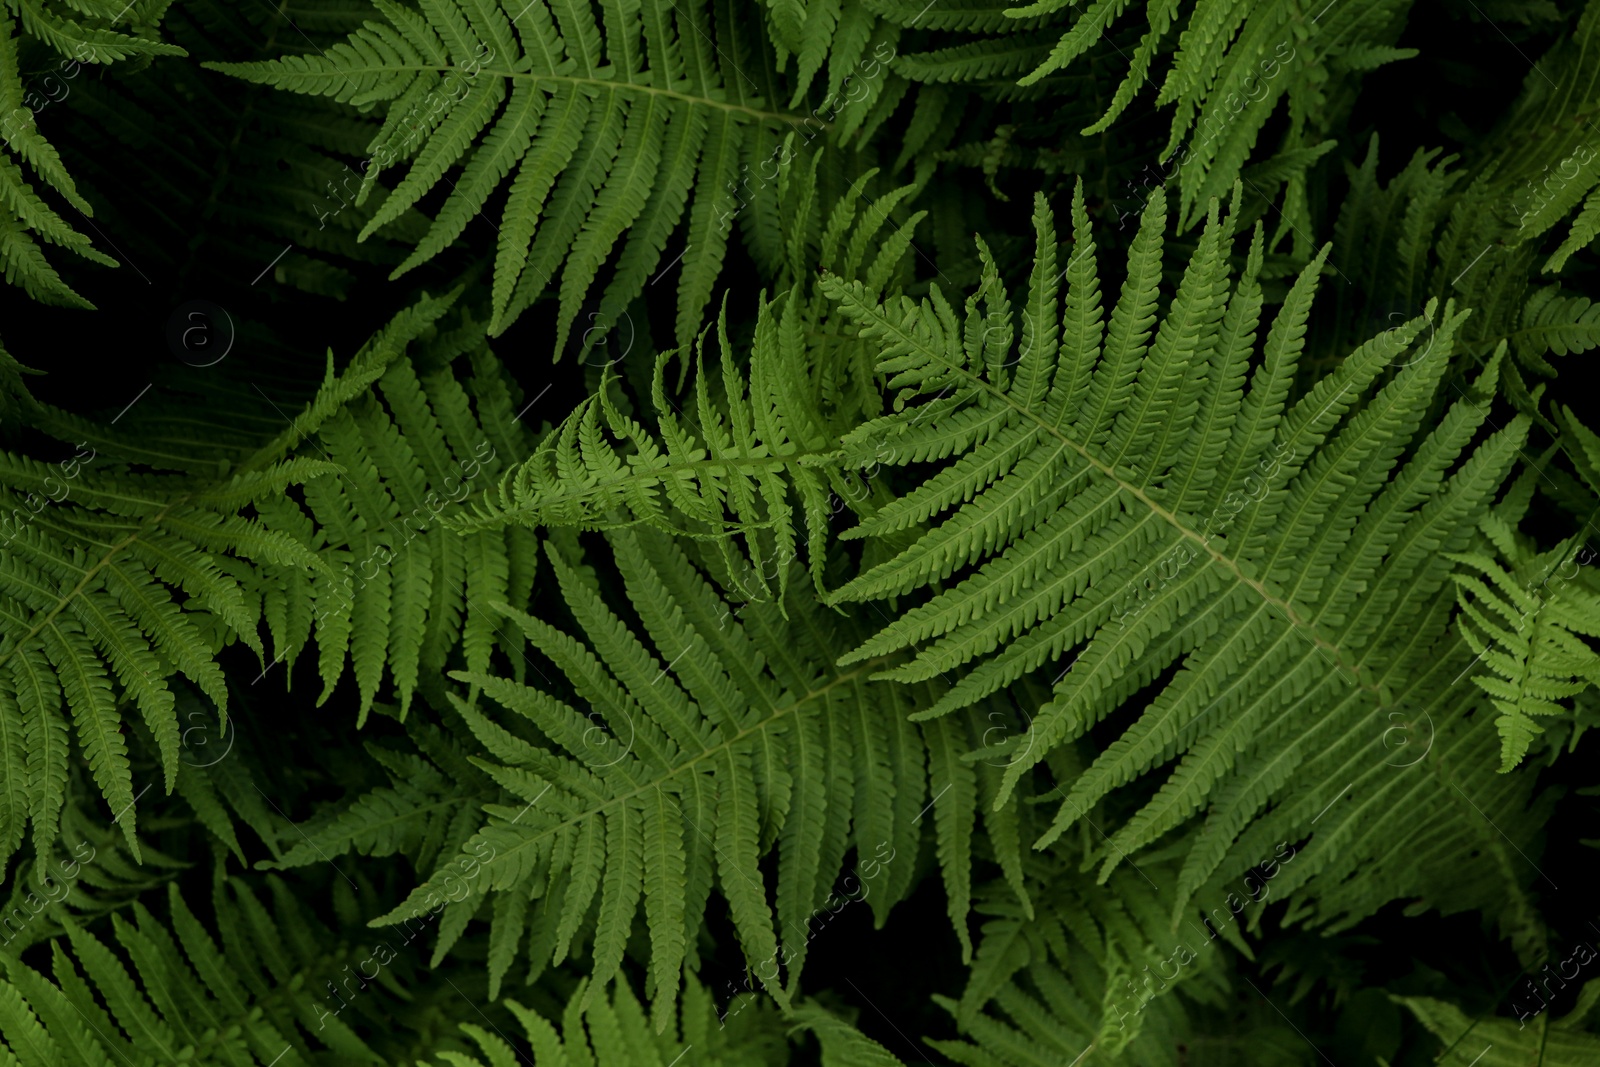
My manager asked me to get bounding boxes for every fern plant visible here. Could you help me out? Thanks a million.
[0,291,532,876]
[450,174,1556,947]
[0,876,399,1066]
[422,971,792,1067]
[1313,0,1600,418]
[929,857,1310,1067]
[1449,543,1600,771]
[282,526,1030,1026]
[0,361,333,874]
[247,313,542,723]
[1397,982,1600,1066]
[814,182,1538,913]
[872,0,1414,246]
[6,1,1600,1064]
[208,0,826,351]
[451,154,934,599]
[35,0,437,301]
[0,0,185,305]
[451,308,840,603]
[421,970,920,1067]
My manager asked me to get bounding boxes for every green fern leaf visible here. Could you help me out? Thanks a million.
[364,527,1016,1025]
[815,182,1533,929]
[1448,545,1600,770]
[206,0,822,348]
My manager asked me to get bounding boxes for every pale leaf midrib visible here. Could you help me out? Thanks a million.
[328,64,808,125]
[380,656,894,922]
[851,297,1379,690]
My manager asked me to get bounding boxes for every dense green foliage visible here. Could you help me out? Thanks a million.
[2,0,1599,1063]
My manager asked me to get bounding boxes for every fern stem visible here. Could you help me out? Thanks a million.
[384,655,895,922]
[375,67,816,127]
[0,503,181,674]
[871,312,1385,696]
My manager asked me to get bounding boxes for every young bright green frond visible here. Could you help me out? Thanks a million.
[451,296,837,602]
[815,182,1533,925]
[1448,545,1600,771]
[451,160,931,603]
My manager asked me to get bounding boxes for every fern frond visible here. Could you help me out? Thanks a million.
[0,877,390,1066]
[0,297,475,875]
[250,328,540,722]
[421,972,911,1067]
[0,439,312,869]
[1396,983,1600,1065]
[453,298,835,603]
[366,527,1019,1026]
[877,0,1414,233]
[207,0,829,349]
[815,182,1532,925]
[1448,544,1600,771]
[0,7,183,305]
[1512,286,1600,374]
[456,161,931,601]
[929,848,1306,1067]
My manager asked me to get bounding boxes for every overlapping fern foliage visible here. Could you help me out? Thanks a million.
[37,0,436,300]
[811,182,1554,941]
[4,0,1600,1064]
[870,0,1415,248]
[0,1,183,305]
[207,0,847,352]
